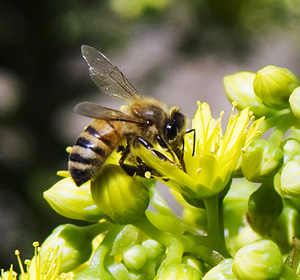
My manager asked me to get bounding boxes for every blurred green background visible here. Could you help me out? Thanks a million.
[1,0,300,268]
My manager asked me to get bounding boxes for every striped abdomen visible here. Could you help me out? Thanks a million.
[69,120,125,186]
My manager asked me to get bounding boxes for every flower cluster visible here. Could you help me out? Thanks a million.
[3,65,300,279]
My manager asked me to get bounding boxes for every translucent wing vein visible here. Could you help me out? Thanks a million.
[74,102,143,123]
[81,45,141,100]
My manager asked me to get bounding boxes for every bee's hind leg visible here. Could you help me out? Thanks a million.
[118,143,155,177]
[119,145,136,176]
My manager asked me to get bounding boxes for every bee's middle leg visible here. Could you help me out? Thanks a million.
[118,143,155,177]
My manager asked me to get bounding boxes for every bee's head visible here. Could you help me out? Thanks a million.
[130,98,187,146]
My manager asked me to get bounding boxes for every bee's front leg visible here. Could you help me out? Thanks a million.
[184,129,196,156]
[154,134,180,162]
[135,136,170,162]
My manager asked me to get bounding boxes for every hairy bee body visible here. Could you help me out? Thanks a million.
[69,119,125,186]
[68,46,187,186]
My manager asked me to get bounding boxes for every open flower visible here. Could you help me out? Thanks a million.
[0,242,73,280]
[137,102,264,200]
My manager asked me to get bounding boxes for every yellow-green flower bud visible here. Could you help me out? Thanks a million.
[232,239,283,280]
[289,86,300,119]
[281,158,300,199]
[283,139,300,163]
[223,72,275,117]
[228,226,261,256]
[155,263,202,280]
[182,256,206,278]
[253,65,299,109]
[241,139,283,183]
[91,165,149,225]
[123,245,148,271]
[111,225,140,255]
[248,181,283,236]
[146,211,190,235]
[141,239,164,259]
[43,177,104,222]
[107,263,131,280]
[203,259,236,280]
[39,223,102,273]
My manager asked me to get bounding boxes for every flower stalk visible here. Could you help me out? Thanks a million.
[204,195,230,257]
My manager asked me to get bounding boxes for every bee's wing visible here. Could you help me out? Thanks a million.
[74,102,144,124]
[81,45,141,100]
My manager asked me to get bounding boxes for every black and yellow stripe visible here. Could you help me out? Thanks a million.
[69,120,124,186]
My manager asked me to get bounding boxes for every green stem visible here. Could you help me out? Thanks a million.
[134,214,184,264]
[268,115,296,147]
[280,265,300,280]
[218,198,226,245]
[134,214,221,266]
[204,195,231,258]
[189,245,224,266]
[84,220,114,240]
[260,111,299,143]
[285,238,300,275]
[259,110,290,133]
[74,226,122,280]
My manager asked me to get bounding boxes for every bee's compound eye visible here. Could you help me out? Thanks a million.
[172,111,185,131]
[165,123,178,141]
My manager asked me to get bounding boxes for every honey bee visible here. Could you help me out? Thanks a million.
[69,45,187,186]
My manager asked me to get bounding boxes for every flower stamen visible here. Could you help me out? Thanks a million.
[15,250,25,276]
